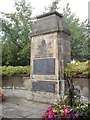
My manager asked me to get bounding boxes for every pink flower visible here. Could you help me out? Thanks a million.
[51,106,54,111]
[48,111,55,119]
[48,111,53,114]
[59,106,62,108]
[60,110,63,113]
[63,111,67,116]
[47,107,51,111]
[75,113,79,118]
[66,116,71,119]
[64,106,70,113]
[48,114,53,119]
[64,108,68,113]
[47,106,54,112]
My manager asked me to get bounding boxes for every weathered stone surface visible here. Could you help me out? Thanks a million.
[2,90,49,118]
[31,11,70,37]
[26,91,34,101]
[28,11,71,103]
[26,91,60,104]
[35,39,53,58]
[31,34,59,80]
[65,78,89,97]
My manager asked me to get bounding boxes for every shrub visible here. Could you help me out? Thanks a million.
[64,62,90,78]
[0,66,30,77]
[0,62,90,77]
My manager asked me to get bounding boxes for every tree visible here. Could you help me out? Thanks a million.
[63,4,89,61]
[44,0,60,12]
[86,20,90,60]
[1,0,33,66]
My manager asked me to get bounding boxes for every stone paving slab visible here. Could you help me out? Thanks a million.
[1,89,50,118]
[4,89,27,98]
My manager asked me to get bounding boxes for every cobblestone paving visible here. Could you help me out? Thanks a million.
[0,89,50,118]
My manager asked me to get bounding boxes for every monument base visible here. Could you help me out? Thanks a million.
[26,91,61,104]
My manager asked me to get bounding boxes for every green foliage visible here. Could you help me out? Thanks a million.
[63,4,89,61]
[72,103,89,116]
[1,0,33,66]
[65,62,90,78]
[44,0,60,12]
[1,62,89,77]
[1,66,30,76]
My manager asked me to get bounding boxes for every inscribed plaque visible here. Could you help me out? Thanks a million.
[32,81,55,93]
[33,58,55,75]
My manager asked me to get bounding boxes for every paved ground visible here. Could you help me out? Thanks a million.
[0,89,50,119]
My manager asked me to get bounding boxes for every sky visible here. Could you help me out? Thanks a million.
[0,0,90,22]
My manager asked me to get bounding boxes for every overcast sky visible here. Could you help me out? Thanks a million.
[0,0,89,22]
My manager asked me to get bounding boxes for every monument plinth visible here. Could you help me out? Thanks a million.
[26,11,71,103]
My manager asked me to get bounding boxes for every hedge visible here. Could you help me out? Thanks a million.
[64,62,90,78]
[0,66,30,77]
[0,62,90,77]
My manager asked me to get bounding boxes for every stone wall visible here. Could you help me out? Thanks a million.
[2,75,30,89]
[65,78,89,97]
[2,76,89,97]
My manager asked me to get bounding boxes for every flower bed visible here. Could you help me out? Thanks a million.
[42,99,90,120]
[42,62,90,119]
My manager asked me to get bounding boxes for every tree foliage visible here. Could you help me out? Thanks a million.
[63,3,89,61]
[1,0,33,66]
[44,0,60,12]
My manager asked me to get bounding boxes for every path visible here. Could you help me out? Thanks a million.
[1,89,50,118]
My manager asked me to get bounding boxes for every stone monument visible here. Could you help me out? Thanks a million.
[26,11,71,103]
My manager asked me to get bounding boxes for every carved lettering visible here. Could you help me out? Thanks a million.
[35,40,53,58]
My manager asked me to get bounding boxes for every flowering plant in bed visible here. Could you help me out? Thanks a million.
[43,66,90,120]
[42,97,90,120]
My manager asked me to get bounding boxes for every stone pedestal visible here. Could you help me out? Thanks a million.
[26,11,71,103]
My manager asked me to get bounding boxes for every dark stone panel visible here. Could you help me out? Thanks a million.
[33,58,55,75]
[32,81,55,93]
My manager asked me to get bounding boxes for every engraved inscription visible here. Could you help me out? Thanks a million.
[32,81,55,93]
[33,58,55,75]
[35,40,53,58]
